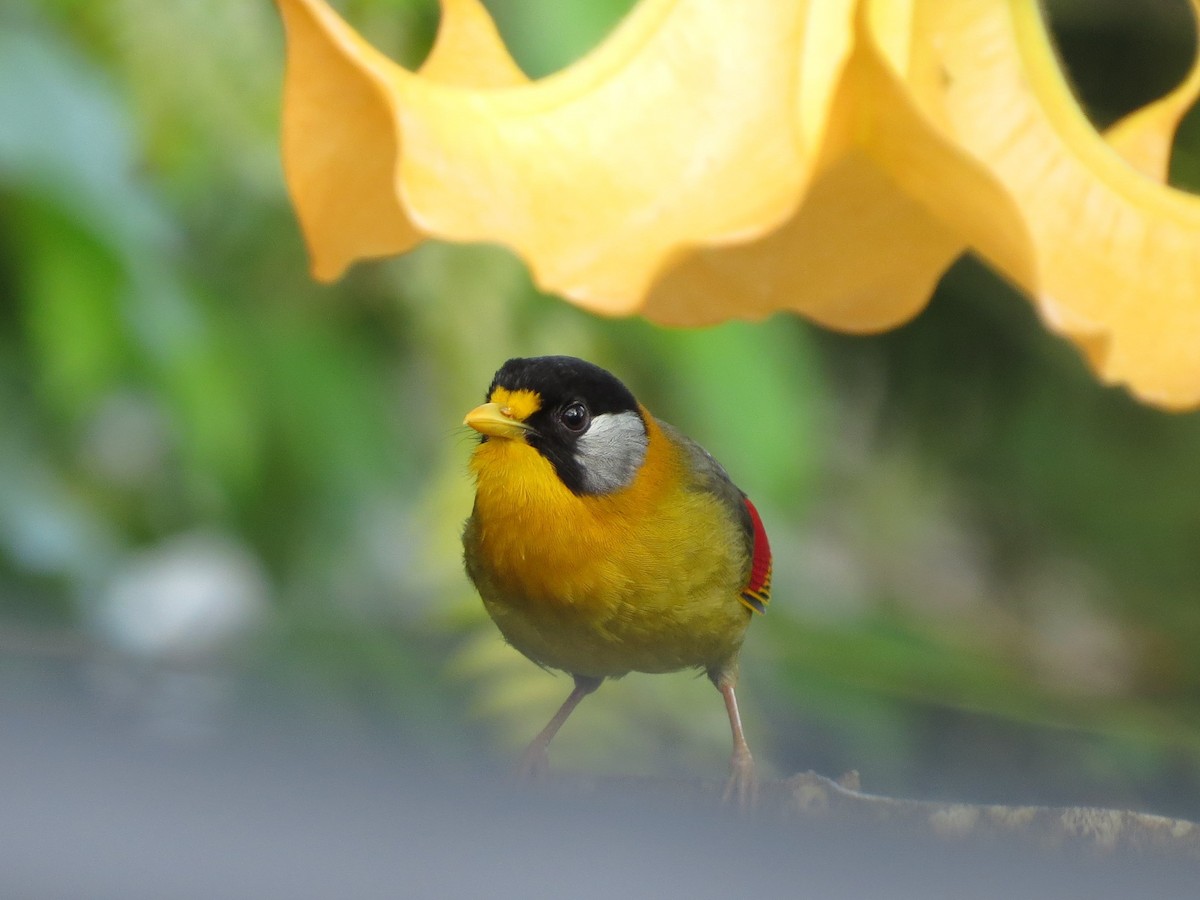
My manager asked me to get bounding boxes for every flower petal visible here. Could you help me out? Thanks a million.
[278,0,421,281]
[418,0,528,87]
[277,0,526,282]
[644,0,1034,332]
[275,0,1015,333]
[278,0,864,311]
[277,0,1200,408]
[898,0,1200,408]
[395,0,836,312]
[646,7,950,329]
[642,148,968,330]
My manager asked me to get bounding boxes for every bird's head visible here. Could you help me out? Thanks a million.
[464,356,649,496]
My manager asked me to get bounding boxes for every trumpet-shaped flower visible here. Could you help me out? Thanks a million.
[276,0,1200,410]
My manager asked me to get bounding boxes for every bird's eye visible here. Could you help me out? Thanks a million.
[558,401,591,433]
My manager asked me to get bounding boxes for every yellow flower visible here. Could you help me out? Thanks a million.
[276,0,1200,410]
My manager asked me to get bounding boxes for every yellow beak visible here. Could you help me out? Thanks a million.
[463,402,532,440]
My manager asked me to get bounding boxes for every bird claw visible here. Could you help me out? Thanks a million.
[721,748,758,811]
[515,741,551,783]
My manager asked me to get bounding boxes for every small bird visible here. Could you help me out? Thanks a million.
[462,356,771,804]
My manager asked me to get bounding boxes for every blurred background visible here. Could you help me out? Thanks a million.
[2,0,1200,859]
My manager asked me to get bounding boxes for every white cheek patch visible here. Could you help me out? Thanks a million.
[574,410,648,494]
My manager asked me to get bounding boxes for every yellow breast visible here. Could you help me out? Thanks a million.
[463,412,751,677]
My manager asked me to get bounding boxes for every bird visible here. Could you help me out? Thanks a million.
[461,355,771,805]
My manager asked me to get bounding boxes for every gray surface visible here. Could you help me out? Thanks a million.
[2,675,1193,900]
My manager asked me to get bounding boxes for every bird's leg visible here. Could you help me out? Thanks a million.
[517,674,603,780]
[716,679,757,809]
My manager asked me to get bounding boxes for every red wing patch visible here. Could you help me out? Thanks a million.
[739,498,772,615]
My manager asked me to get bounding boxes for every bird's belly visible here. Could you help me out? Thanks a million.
[464,503,750,677]
[481,576,749,678]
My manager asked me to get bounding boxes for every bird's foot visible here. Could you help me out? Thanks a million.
[515,740,551,783]
[721,746,758,811]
